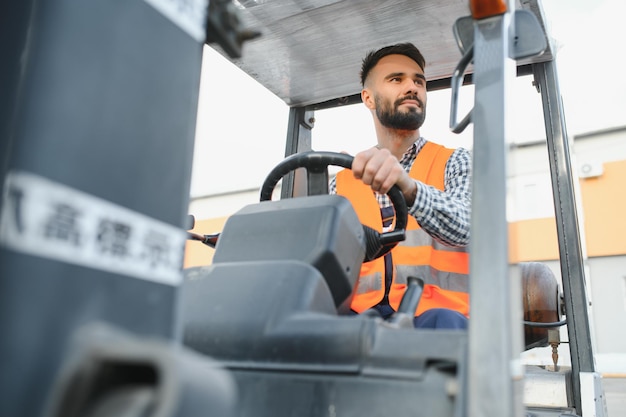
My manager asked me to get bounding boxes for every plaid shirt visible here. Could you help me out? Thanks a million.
[329,137,471,247]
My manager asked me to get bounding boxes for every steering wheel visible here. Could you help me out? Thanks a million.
[259,151,407,261]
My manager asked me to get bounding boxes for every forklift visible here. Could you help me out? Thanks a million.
[0,0,607,416]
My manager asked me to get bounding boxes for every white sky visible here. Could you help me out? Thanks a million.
[191,0,626,198]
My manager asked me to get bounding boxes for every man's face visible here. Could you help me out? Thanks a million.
[365,54,427,130]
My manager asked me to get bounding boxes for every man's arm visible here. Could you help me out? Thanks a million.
[409,148,471,247]
[330,147,471,247]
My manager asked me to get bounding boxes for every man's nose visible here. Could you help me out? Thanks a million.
[402,79,419,94]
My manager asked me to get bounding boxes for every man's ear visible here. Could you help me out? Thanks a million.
[361,88,375,110]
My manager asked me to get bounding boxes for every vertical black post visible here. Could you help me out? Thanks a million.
[281,106,314,198]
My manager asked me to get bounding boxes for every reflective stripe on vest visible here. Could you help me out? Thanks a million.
[336,141,470,317]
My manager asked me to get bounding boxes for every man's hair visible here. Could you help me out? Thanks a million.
[360,43,426,87]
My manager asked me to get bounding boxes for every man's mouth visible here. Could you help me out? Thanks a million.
[397,96,421,108]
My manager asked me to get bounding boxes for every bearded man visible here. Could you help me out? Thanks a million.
[331,43,472,329]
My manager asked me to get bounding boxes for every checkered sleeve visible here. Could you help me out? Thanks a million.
[409,147,471,247]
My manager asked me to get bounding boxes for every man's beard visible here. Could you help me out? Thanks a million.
[375,95,426,130]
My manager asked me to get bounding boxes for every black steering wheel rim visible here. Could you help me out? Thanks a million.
[259,151,407,261]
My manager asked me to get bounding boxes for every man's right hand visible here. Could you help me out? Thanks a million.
[351,146,417,206]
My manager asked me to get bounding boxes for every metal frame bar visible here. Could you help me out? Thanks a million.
[533,59,598,415]
[467,6,523,417]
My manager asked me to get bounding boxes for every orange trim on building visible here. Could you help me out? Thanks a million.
[508,217,559,263]
[509,159,626,262]
[579,160,626,257]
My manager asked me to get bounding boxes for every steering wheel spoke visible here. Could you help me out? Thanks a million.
[306,165,330,195]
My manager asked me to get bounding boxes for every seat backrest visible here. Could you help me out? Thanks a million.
[211,195,365,312]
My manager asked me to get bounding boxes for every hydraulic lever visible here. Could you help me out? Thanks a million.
[388,276,425,328]
[186,214,220,248]
[188,231,220,248]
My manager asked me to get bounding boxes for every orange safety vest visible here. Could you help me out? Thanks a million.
[336,142,470,318]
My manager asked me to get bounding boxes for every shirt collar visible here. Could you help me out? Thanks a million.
[399,137,425,166]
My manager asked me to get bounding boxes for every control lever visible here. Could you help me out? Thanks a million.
[186,214,220,248]
[188,232,220,248]
[388,276,425,328]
